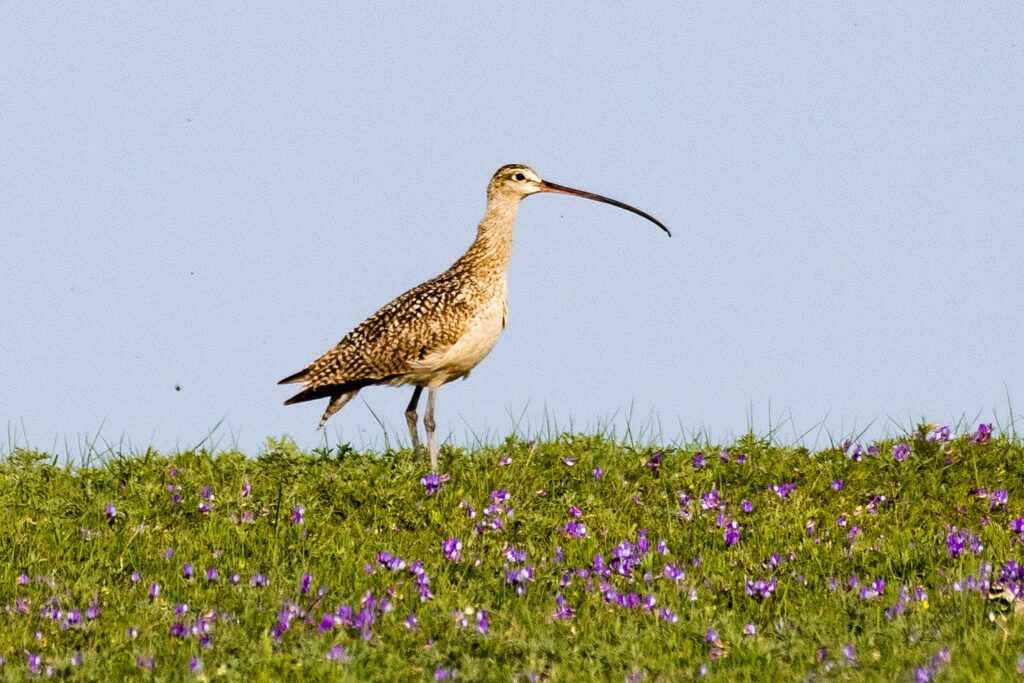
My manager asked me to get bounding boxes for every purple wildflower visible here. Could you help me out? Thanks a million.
[327,645,348,662]
[476,609,489,634]
[189,657,203,674]
[149,583,161,599]
[563,457,576,466]
[593,467,602,481]
[927,425,951,443]
[206,568,218,582]
[106,503,116,519]
[744,622,756,636]
[564,520,589,539]
[724,529,741,546]
[183,563,194,580]
[769,483,796,499]
[893,443,911,462]
[647,452,663,471]
[692,452,705,469]
[706,627,719,643]
[741,500,753,513]
[241,481,251,497]
[831,479,844,491]
[201,485,213,501]
[421,474,442,495]
[291,504,305,525]
[136,657,155,671]
[442,537,463,562]
[552,593,574,619]
[498,455,512,466]
[991,490,1008,509]
[972,423,993,445]
[250,573,269,587]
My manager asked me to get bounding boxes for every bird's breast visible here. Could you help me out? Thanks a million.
[406,290,507,387]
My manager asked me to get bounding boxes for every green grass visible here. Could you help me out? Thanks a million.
[1,424,1023,680]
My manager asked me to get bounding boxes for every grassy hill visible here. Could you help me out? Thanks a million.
[1,423,1022,680]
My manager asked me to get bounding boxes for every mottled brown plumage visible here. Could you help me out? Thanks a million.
[280,164,669,472]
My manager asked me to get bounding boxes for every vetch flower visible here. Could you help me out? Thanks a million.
[972,423,993,445]
[498,456,512,466]
[189,657,203,674]
[241,482,251,497]
[327,645,348,662]
[692,452,705,469]
[592,467,602,481]
[563,457,576,466]
[769,483,796,499]
[106,503,116,519]
[552,593,574,619]
[476,609,489,634]
[442,537,463,562]
[183,563,194,580]
[421,474,442,495]
[563,521,589,539]
[741,500,753,513]
[990,490,1008,509]
[893,444,911,462]
[291,504,305,525]
[744,622,756,636]
[831,480,844,491]
[149,583,161,599]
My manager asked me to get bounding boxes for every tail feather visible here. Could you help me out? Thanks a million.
[278,368,309,385]
[283,379,375,406]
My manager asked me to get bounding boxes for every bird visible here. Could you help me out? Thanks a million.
[279,164,670,473]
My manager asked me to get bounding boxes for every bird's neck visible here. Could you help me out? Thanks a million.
[459,197,519,282]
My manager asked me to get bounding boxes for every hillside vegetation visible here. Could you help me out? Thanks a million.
[1,424,1022,680]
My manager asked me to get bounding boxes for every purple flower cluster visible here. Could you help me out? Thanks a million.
[745,577,778,599]
[420,474,442,496]
[893,443,911,461]
[769,483,796,499]
[563,520,589,539]
[972,423,993,445]
[552,593,574,619]
[477,489,513,534]
[441,537,462,562]
[946,525,983,559]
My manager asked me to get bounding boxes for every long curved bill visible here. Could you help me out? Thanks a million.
[539,180,671,237]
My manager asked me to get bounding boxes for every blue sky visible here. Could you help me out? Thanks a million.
[3,4,1022,456]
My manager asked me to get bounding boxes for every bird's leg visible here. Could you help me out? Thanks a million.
[424,386,438,473]
[405,386,423,459]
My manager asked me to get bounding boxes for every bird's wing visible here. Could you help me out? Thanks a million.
[280,270,478,389]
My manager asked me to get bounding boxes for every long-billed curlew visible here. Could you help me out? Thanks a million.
[279,164,669,472]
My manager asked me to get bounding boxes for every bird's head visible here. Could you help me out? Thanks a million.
[486,164,670,236]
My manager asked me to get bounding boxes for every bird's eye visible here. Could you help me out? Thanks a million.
[514,173,525,181]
